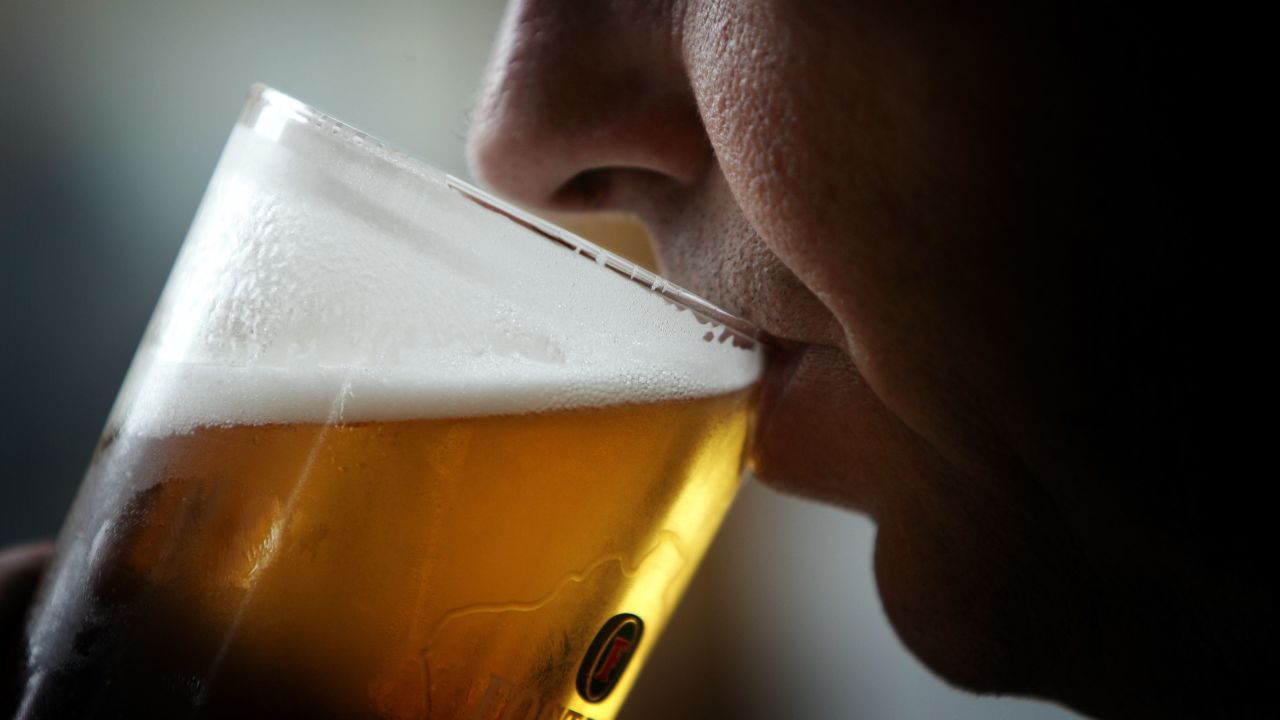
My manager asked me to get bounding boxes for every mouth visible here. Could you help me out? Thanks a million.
[602,199,839,456]
[750,334,808,463]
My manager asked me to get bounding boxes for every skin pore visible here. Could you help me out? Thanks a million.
[469,1,1267,717]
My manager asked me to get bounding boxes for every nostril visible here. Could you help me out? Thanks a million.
[468,1,708,217]
[554,169,614,210]
[550,167,680,214]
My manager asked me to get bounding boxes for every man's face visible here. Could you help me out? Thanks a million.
[470,0,1094,703]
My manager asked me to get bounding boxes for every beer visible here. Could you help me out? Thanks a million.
[19,86,764,719]
[20,388,753,719]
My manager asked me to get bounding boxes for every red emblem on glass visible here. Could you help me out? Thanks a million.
[576,613,644,703]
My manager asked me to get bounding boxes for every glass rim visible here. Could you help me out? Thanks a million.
[241,83,769,351]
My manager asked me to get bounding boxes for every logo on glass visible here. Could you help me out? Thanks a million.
[576,613,644,703]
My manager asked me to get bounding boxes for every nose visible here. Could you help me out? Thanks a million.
[467,1,710,213]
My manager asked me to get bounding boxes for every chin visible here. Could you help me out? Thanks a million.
[869,498,1091,707]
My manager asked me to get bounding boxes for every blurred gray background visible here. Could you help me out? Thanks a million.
[0,2,1083,718]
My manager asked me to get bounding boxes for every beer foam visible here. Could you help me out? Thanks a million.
[116,110,762,437]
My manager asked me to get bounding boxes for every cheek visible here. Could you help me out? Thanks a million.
[686,6,841,286]
[686,4,920,384]
[686,3,1035,477]
[682,4,965,493]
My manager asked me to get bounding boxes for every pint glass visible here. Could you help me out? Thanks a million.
[17,86,764,719]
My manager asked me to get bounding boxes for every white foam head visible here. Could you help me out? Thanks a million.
[114,86,764,437]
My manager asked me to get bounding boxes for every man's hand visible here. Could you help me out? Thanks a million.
[1,542,52,714]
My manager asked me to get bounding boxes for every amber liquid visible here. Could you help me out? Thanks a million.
[19,389,754,719]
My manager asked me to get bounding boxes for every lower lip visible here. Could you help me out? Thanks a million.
[751,344,804,459]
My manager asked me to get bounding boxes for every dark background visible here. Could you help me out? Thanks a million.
[0,1,1080,717]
